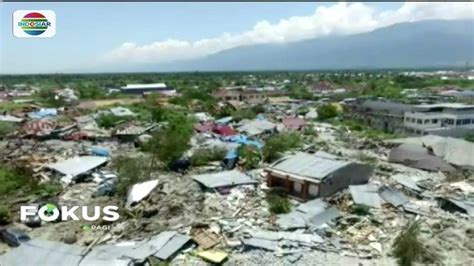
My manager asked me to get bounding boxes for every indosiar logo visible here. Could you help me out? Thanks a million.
[13,10,56,38]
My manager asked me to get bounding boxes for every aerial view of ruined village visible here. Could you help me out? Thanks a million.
[0,2,473,266]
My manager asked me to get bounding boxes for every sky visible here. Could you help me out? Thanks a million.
[1,2,473,74]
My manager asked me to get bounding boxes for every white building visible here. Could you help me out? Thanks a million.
[404,103,474,136]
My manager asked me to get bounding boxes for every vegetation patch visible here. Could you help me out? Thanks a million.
[190,147,227,167]
[317,104,339,121]
[392,221,438,266]
[113,156,149,197]
[237,145,261,170]
[263,132,302,162]
[0,122,17,138]
[266,193,291,214]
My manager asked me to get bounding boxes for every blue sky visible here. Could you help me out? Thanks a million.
[0,2,471,74]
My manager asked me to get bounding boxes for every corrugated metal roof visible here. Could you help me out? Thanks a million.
[192,170,258,188]
[241,238,279,251]
[296,198,328,214]
[379,186,409,207]
[309,207,342,227]
[0,239,83,266]
[268,152,350,181]
[250,230,324,244]
[349,184,383,208]
[153,233,191,260]
[48,156,108,176]
[444,198,474,216]
[237,119,277,136]
[391,174,422,192]
[85,231,189,262]
[276,199,328,230]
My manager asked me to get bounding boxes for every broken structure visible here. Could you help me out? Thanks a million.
[265,152,373,201]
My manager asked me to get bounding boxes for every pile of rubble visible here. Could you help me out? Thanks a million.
[0,102,473,265]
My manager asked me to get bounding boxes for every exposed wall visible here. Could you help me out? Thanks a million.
[319,163,373,198]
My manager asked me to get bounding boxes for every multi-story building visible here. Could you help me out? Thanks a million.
[120,83,175,96]
[347,100,474,138]
[214,87,284,104]
[346,100,412,134]
[404,103,474,137]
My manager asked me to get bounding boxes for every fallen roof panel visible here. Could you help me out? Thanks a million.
[47,156,108,177]
[309,207,342,227]
[192,170,258,189]
[153,234,191,260]
[379,186,409,207]
[0,239,83,266]
[391,174,422,192]
[349,184,383,208]
[241,238,279,251]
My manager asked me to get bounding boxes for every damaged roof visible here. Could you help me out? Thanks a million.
[0,239,84,266]
[192,170,258,189]
[388,136,474,169]
[47,156,108,176]
[267,152,350,181]
[388,143,457,173]
[379,186,409,207]
[237,119,277,136]
[349,184,383,208]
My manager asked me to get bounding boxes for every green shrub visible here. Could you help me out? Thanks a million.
[351,204,371,216]
[303,127,318,137]
[77,85,105,99]
[113,156,149,197]
[237,145,261,170]
[0,206,11,225]
[263,132,302,162]
[0,166,31,196]
[0,122,17,138]
[266,194,291,214]
[35,182,62,197]
[465,133,474,143]
[96,114,128,129]
[231,108,257,121]
[392,221,436,266]
[191,148,227,167]
[317,104,339,121]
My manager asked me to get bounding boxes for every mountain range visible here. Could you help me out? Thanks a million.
[119,19,474,72]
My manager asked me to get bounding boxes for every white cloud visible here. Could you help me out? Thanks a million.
[103,2,474,65]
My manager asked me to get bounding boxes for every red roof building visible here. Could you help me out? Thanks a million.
[282,117,306,130]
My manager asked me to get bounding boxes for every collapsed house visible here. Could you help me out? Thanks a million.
[388,143,457,173]
[237,119,277,136]
[264,152,373,201]
[192,170,258,190]
[387,135,474,171]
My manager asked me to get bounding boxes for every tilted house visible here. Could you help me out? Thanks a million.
[264,152,373,201]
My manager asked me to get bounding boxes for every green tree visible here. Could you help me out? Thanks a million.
[146,113,194,169]
[263,132,302,162]
[191,147,227,167]
[77,84,105,99]
[237,145,261,170]
[113,156,148,196]
[317,104,339,121]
